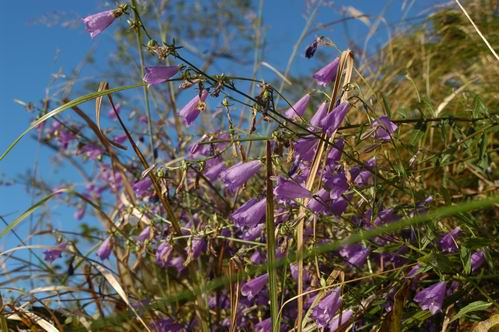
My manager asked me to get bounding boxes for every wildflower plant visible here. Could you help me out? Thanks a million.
[0,0,497,331]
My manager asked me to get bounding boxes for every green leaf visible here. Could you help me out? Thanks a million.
[451,301,492,323]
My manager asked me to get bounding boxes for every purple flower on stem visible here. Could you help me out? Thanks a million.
[242,223,264,241]
[439,227,461,253]
[329,309,354,331]
[133,177,152,197]
[339,244,369,268]
[241,273,268,300]
[319,102,350,134]
[330,195,350,217]
[179,90,209,126]
[143,66,180,86]
[190,237,206,260]
[221,160,261,192]
[273,177,311,200]
[373,115,398,140]
[96,237,112,260]
[294,137,318,162]
[327,138,344,165]
[307,188,330,214]
[74,205,86,220]
[231,198,266,227]
[255,318,272,332]
[43,242,68,263]
[324,172,348,199]
[414,281,447,315]
[290,263,311,283]
[311,288,341,328]
[471,251,485,272]
[310,102,328,127]
[151,318,184,332]
[137,226,151,242]
[313,57,340,86]
[156,241,173,268]
[285,94,311,119]
[204,157,226,182]
[83,10,117,39]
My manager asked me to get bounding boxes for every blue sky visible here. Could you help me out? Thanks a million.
[0,0,443,251]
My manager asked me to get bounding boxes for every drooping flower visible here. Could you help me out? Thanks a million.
[137,226,151,242]
[96,237,112,260]
[324,172,348,199]
[311,288,341,328]
[143,66,180,86]
[83,10,118,38]
[150,318,184,332]
[179,90,209,126]
[43,242,68,263]
[414,281,447,315]
[439,227,461,253]
[329,309,354,331]
[156,241,173,268]
[313,57,340,86]
[204,157,226,182]
[307,188,330,213]
[319,102,350,134]
[221,160,261,192]
[471,251,485,272]
[241,273,268,300]
[305,40,319,59]
[231,198,266,227]
[273,177,311,200]
[133,177,152,197]
[290,263,311,283]
[310,102,328,127]
[330,196,350,217]
[294,137,318,162]
[339,244,369,268]
[255,318,272,332]
[327,138,344,165]
[242,223,265,241]
[190,237,206,260]
[373,115,398,140]
[285,94,311,119]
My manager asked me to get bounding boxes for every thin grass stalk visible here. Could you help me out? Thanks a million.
[131,0,156,160]
[265,141,279,331]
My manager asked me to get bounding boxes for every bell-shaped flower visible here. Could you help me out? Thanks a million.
[143,66,180,86]
[221,160,261,192]
[414,281,447,315]
[241,273,268,300]
[231,198,266,227]
[179,90,209,126]
[285,94,311,119]
[274,177,311,200]
[313,57,340,86]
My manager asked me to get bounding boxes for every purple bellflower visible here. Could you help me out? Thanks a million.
[339,244,369,268]
[294,137,318,162]
[307,188,330,214]
[414,281,447,315]
[179,90,209,126]
[241,273,268,300]
[255,318,272,332]
[439,227,461,253]
[273,177,311,200]
[43,242,68,263]
[221,160,261,192]
[285,94,311,119]
[137,226,151,242]
[471,251,485,272]
[231,198,266,227]
[319,102,350,134]
[329,309,354,331]
[310,102,328,127]
[143,66,180,86]
[133,177,152,197]
[373,115,398,140]
[96,237,112,260]
[204,157,226,182]
[83,10,119,39]
[313,57,340,86]
[324,172,348,199]
[311,288,341,328]
[156,241,173,268]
